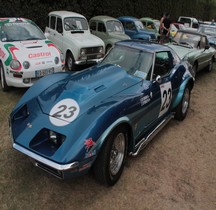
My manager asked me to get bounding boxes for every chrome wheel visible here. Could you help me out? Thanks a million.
[109,132,126,176]
[182,88,190,114]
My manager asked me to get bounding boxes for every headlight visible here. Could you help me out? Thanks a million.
[99,46,103,53]
[23,61,30,69]
[80,48,86,56]
[54,56,59,64]
[13,104,29,121]
[10,59,21,70]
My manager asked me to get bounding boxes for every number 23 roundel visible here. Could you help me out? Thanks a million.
[49,99,80,126]
[158,82,172,117]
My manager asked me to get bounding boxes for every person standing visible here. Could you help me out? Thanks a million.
[161,12,171,43]
[159,13,166,42]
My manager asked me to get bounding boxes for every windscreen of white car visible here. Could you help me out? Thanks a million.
[1,21,46,42]
[64,17,88,32]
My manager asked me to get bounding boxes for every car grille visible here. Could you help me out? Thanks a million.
[85,47,101,55]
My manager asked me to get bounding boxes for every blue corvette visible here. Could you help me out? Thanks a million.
[10,40,194,186]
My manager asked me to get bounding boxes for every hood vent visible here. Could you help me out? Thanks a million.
[26,45,43,49]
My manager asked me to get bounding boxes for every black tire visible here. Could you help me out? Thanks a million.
[65,52,75,71]
[206,58,213,72]
[192,62,197,78]
[93,126,128,186]
[0,62,10,92]
[175,85,191,121]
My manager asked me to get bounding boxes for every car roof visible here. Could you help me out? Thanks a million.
[90,16,120,22]
[117,16,139,22]
[0,17,30,26]
[48,11,85,19]
[116,40,172,53]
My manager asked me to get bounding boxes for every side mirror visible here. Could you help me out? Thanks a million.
[155,75,162,83]
[205,45,210,50]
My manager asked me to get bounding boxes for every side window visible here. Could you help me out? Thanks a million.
[125,21,136,30]
[90,21,97,31]
[192,22,199,29]
[50,16,56,30]
[142,21,147,27]
[153,51,173,78]
[56,17,63,33]
[98,23,106,32]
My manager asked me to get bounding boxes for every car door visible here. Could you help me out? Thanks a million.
[46,15,63,52]
[134,50,179,144]
[96,22,108,45]
[124,21,137,38]
[197,36,212,71]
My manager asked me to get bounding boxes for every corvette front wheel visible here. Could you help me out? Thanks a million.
[93,126,128,186]
[175,85,191,121]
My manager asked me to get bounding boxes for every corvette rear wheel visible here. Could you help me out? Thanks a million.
[175,85,191,121]
[0,62,10,92]
[93,126,128,186]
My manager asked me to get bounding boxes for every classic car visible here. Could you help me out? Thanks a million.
[139,17,160,39]
[10,40,194,186]
[178,16,199,29]
[117,16,157,41]
[0,17,64,91]
[89,15,130,53]
[139,17,177,42]
[198,24,216,49]
[45,11,105,71]
[167,30,215,76]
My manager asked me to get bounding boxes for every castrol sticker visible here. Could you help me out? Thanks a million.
[49,99,80,126]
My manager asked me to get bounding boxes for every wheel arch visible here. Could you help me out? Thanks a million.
[95,117,134,156]
[171,78,194,110]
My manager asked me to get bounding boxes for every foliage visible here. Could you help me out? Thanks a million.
[0,0,216,29]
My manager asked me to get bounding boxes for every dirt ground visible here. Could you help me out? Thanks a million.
[0,67,215,210]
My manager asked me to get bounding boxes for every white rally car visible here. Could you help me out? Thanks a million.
[0,18,64,91]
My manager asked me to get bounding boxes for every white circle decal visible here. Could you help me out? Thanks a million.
[49,98,80,126]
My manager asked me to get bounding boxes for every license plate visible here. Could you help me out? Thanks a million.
[35,68,54,77]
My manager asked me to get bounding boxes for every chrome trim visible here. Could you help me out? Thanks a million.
[130,114,174,156]
[75,58,102,65]
[13,143,79,171]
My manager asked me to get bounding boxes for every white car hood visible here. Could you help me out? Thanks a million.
[64,32,104,47]
[9,39,60,62]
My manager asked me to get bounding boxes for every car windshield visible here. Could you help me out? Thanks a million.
[64,17,88,31]
[173,31,201,48]
[100,45,153,79]
[135,20,145,30]
[1,21,46,42]
[198,26,216,36]
[106,20,124,33]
